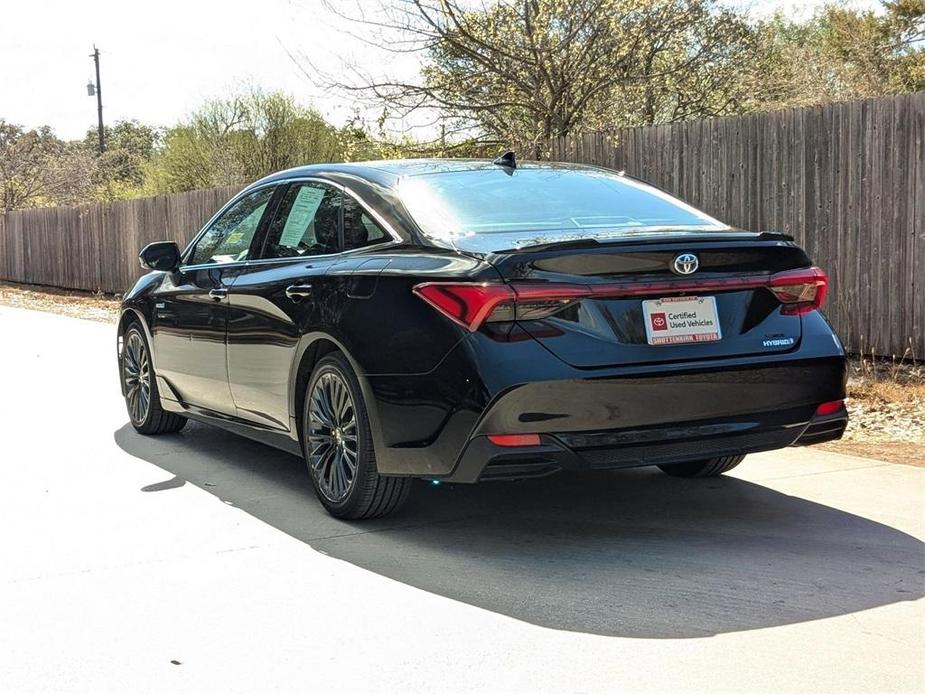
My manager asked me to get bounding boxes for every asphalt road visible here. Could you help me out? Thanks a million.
[1,305,923,693]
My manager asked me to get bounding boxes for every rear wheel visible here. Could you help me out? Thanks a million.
[304,353,411,519]
[658,454,745,478]
[121,324,187,435]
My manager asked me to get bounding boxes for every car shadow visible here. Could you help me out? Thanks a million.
[114,421,925,639]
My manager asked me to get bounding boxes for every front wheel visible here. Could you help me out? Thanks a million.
[658,455,745,478]
[303,353,411,519]
[121,324,187,435]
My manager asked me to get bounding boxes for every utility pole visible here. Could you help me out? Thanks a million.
[89,45,105,153]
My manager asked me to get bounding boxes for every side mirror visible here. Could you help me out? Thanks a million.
[139,241,181,272]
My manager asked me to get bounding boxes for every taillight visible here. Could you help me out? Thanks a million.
[486,285,585,322]
[413,282,581,331]
[412,283,514,331]
[414,265,829,331]
[769,267,828,315]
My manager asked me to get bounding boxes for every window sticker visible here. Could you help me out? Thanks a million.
[280,186,327,247]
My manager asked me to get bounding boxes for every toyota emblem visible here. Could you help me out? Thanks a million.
[671,252,699,275]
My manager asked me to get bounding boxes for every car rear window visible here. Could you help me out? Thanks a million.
[398,167,728,246]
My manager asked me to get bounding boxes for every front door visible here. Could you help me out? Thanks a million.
[152,186,276,415]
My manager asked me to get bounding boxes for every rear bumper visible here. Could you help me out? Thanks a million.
[366,315,847,479]
[471,357,847,437]
[445,405,848,483]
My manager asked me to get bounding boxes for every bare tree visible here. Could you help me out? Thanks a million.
[297,0,759,152]
[0,122,93,212]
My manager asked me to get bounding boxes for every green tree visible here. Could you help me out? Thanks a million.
[147,91,351,193]
[84,120,161,199]
[753,0,925,108]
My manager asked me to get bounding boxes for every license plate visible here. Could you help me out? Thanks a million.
[642,296,721,345]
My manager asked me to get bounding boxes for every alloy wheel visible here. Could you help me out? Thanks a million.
[123,331,151,425]
[307,370,359,502]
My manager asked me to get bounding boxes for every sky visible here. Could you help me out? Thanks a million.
[0,0,882,142]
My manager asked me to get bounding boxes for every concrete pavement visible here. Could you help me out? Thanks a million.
[0,304,923,693]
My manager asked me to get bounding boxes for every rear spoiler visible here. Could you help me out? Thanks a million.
[492,230,794,254]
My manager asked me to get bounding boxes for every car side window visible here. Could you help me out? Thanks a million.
[342,194,390,251]
[261,183,341,258]
[188,187,274,265]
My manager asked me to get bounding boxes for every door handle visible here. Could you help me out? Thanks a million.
[285,284,313,301]
[208,288,228,301]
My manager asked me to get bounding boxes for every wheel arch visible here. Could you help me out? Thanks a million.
[118,306,150,339]
[289,332,386,462]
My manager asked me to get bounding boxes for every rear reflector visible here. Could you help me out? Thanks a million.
[815,399,846,416]
[413,265,829,331]
[488,434,542,447]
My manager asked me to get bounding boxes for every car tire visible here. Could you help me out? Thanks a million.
[121,324,187,435]
[303,352,411,519]
[658,454,745,478]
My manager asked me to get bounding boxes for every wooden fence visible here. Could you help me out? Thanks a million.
[0,186,240,295]
[548,92,925,358]
[0,93,922,356]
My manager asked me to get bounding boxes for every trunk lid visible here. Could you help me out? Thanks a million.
[481,235,812,368]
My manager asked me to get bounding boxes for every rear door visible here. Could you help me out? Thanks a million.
[225,181,345,431]
[152,186,276,414]
[485,238,811,368]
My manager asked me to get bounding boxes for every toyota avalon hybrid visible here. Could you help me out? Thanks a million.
[118,156,848,519]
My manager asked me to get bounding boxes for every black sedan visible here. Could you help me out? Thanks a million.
[118,157,848,518]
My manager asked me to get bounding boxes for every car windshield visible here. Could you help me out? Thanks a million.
[399,167,729,248]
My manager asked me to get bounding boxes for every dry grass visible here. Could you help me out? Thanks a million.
[0,280,922,464]
[0,281,120,323]
[822,355,925,466]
